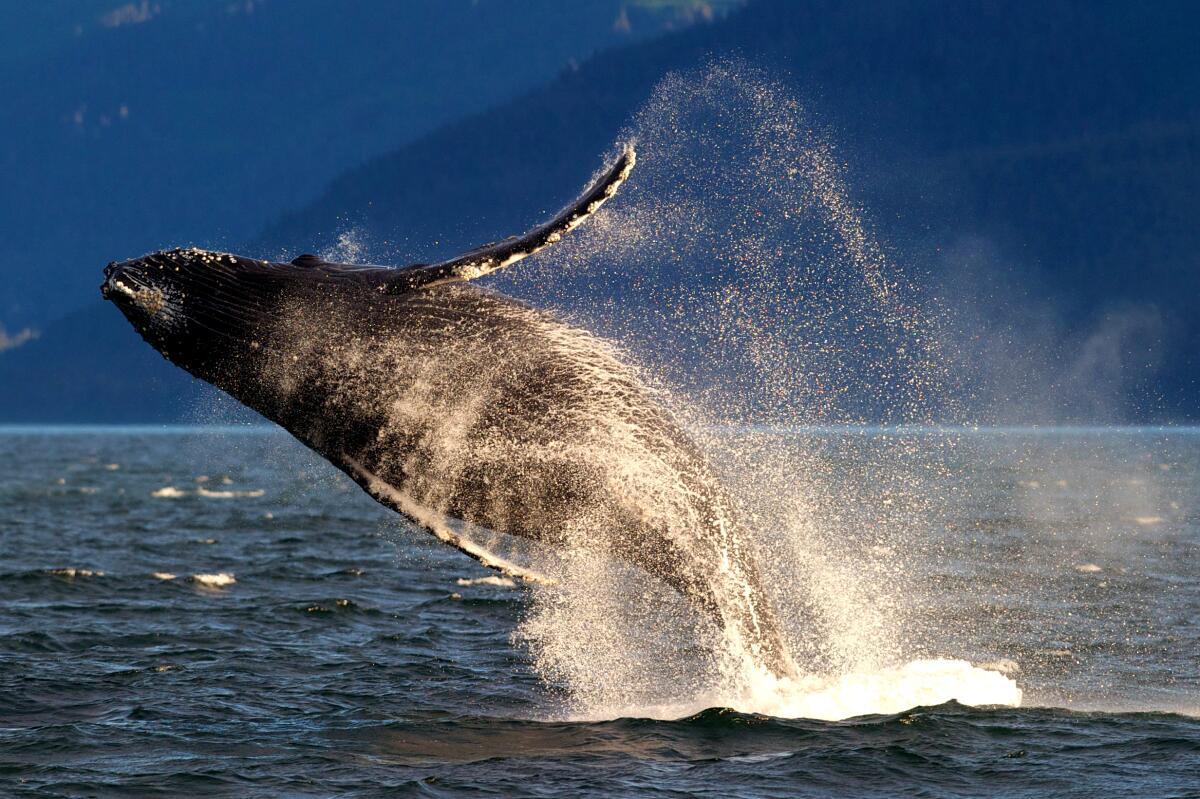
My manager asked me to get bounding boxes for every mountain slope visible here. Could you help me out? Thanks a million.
[4,0,1198,421]
[0,0,711,327]
[253,0,1200,420]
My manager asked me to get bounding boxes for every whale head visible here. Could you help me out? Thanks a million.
[101,147,634,409]
[101,247,385,388]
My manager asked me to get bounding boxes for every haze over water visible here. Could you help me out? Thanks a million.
[2,427,1196,797]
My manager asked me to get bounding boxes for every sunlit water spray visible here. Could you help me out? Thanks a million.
[299,64,1020,720]
[488,63,1020,719]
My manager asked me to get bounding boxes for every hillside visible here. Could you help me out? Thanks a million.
[0,0,705,328]
[253,0,1200,421]
[3,0,1198,422]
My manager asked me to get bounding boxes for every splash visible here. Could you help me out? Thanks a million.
[493,64,1018,718]
[180,63,1022,720]
[504,62,955,426]
[319,229,368,263]
[569,658,1022,722]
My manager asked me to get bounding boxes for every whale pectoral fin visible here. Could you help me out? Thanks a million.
[380,145,636,295]
[339,455,555,586]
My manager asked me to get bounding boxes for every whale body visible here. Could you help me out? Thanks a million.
[101,147,796,676]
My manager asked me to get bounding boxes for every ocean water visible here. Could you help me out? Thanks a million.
[1,427,1197,798]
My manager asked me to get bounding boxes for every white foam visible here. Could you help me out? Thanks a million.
[151,572,177,581]
[152,486,187,498]
[734,658,1022,720]
[455,575,517,587]
[191,572,236,588]
[48,567,104,578]
[196,487,264,498]
[1075,563,1103,573]
[579,658,1022,722]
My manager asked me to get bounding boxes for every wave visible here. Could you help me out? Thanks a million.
[190,572,236,588]
[196,487,265,498]
[45,567,104,578]
[150,485,264,498]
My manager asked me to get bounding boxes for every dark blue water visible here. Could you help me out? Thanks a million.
[2,428,1197,797]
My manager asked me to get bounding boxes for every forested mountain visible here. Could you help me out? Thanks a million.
[255,0,1200,422]
[0,0,706,327]
[3,0,1197,421]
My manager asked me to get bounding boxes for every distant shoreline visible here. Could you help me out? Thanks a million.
[4,424,1200,436]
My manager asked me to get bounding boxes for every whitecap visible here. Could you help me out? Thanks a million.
[196,487,264,498]
[152,486,188,498]
[47,567,104,578]
[191,572,236,588]
[151,572,177,581]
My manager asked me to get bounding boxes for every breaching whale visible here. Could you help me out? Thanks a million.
[102,147,797,677]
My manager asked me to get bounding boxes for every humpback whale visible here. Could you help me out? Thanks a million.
[102,147,797,677]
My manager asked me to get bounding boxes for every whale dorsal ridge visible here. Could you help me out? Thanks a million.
[380,144,636,295]
[291,253,327,268]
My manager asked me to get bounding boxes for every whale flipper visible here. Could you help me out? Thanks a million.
[380,145,635,295]
[341,455,554,586]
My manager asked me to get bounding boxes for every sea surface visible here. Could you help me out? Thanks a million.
[1,427,1197,798]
